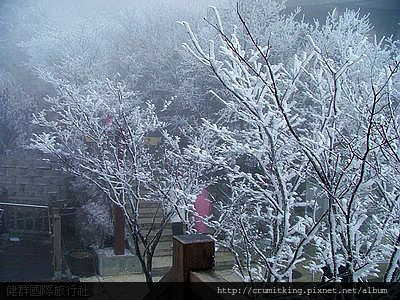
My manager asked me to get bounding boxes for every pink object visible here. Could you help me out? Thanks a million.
[194,188,212,233]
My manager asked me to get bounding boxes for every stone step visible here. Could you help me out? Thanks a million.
[154,241,172,251]
[138,208,164,216]
[152,248,172,257]
[137,232,173,243]
[131,249,172,262]
[151,252,171,262]
[136,213,162,219]
[138,222,173,231]
[147,229,173,237]
[138,202,164,209]
[138,201,163,208]
[128,206,163,215]
[130,235,173,246]
[152,266,171,277]
[152,254,172,276]
[139,243,173,256]
[214,250,235,270]
[137,217,165,224]
[146,234,173,243]
[138,238,172,248]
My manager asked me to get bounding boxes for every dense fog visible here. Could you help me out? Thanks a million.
[0,0,399,284]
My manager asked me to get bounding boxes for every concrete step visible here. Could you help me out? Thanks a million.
[215,250,235,270]
[152,249,172,257]
[140,244,172,257]
[138,205,164,213]
[138,211,164,219]
[137,217,165,224]
[154,241,172,251]
[139,247,173,258]
[145,234,173,243]
[138,223,172,232]
[127,207,164,217]
[152,254,172,276]
[139,240,172,251]
[138,201,163,209]
[147,234,173,243]
[131,235,172,246]
[138,255,172,266]
[152,266,171,277]
[137,231,173,242]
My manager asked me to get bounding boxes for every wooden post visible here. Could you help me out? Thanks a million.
[52,206,62,279]
[143,234,216,300]
[173,234,215,282]
[49,193,62,279]
[113,130,126,256]
[175,235,215,299]
[113,203,125,255]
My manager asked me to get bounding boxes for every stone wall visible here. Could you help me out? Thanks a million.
[0,148,73,205]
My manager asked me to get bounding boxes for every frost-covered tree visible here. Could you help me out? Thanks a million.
[181,4,400,282]
[300,10,400,282]
[179,3,319,282]
[14,0,230,124]
[0,72,37,156]
[11,0,225,285]
[29,73,203,286]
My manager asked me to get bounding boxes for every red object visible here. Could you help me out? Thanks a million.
[113,203,125,255]
[194,188,212,233]
[115,136,125,255]
[103,114,126,255]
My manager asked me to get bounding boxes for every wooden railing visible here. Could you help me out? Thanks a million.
[144,234,248,300]
[0,202,49,234]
